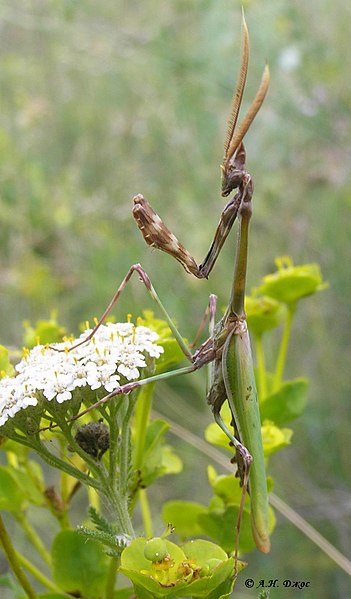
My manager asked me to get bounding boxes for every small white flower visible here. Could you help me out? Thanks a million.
[0,320,164,427]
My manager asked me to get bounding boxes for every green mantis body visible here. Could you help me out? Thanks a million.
[61,15,271,557]
[131,15,270,553]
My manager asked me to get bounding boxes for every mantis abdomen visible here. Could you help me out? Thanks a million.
[223,321,270,554]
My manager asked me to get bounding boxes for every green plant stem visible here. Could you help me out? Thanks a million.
[16,551,68,595]
[139,489,153,538]
[0,513,38,599]
[58,439,70,503]
[108,399,120,489]
[101,394,136,537]
[104,483,134,537]
[273,303,295,391]
[15,512,51,567]
[134,383,155,470]
[105,555,120,599]
[11,431,102,491]
[118,393,136,498]
[133,384,155,535]
[255,333,267,400]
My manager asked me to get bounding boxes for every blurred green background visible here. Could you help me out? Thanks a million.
[0,0,350,597]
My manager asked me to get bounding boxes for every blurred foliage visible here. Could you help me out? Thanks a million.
[0,1,350,598]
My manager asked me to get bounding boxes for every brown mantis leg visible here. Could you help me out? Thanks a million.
[189,293,217,349]
[54,263,192,361]
[132,145,249,280]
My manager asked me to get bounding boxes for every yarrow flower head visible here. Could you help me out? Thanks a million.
[0,322,164,430]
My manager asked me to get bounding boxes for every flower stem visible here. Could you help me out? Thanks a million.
[104,484,134,537]
[105,555,120,599]
[139,489,153,538]
[16,551,67,595]
[118,393,136,498]
[0,513,38,599]
[108,398,120,489]
[11,431,102,491]
[134,383,155,471]
[15,512,51,567]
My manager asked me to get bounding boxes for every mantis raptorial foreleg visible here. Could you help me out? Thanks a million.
[132,146,246,280]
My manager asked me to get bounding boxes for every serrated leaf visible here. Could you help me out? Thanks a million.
[88,506,115,535]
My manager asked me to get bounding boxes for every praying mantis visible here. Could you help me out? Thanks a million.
[62,15,270,557]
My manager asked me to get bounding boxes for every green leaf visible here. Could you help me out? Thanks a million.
[177,560,236,598]
[133,586,156,599]
[113,589,136,599]
[51,530,109,598]
[162,501,208,538]
[245,295,286,336]
[260,378,309,424]
[138,419,182,486]
[209,473,245,506]
[6,462,45,506]
[200,574,235,599]
[22,315,66,348]
[145,419,169,454]
[0,466,25,512]
[160,445,183,475]
[197,504,254,554]
[262,422,293,456]
[257,257,327,305]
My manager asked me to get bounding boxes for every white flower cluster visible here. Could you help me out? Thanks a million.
[0,322,164,427]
